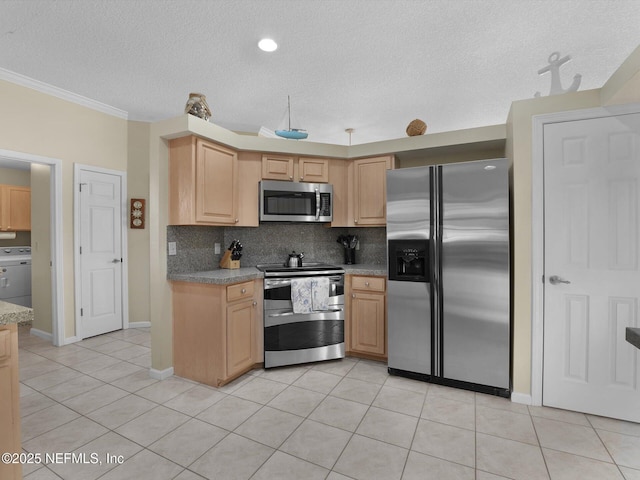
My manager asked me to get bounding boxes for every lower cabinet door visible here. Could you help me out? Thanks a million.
[351,292,386,356]
[0,325,20,480]
[226,300,255,377]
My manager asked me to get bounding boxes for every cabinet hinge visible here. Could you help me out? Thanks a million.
[80,246,82,255]
[80,308,83,316]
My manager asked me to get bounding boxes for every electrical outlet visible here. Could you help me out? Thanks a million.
[214,243,221,254]
[168,242,177,256]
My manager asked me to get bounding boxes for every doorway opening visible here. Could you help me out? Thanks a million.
[0,149,64,346]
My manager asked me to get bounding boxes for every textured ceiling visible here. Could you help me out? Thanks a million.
[1,0,639,145]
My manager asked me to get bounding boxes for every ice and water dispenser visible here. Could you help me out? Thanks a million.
[387,239,429,282]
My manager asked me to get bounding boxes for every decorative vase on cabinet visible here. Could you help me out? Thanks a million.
[185,93,212,121]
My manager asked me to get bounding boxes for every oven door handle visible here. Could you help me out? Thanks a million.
[265,279,292,289]
[268,308,343,317]
[315,188,320,220]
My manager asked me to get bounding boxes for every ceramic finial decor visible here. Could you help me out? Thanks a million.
[185,93,212,120]
[534,52,582,97]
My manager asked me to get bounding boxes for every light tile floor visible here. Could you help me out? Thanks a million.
[17,325,640,480]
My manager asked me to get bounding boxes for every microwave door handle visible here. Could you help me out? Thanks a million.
[315,188,320,220]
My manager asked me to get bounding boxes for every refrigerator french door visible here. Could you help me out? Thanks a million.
[387,158,510,397]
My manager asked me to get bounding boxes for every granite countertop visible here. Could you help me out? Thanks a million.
[626,328,640,350]
[168,267,264,285]
[342,264,387,276]
[167,264,388,285]
[0,300,34,325]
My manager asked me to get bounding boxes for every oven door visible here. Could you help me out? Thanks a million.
[264,309,345,368]
[263,274,345,368]
[263,275,344,310]
[264,309,344,346]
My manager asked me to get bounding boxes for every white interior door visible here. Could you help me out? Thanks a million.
[79,169,124,338]
[543,112,640,422]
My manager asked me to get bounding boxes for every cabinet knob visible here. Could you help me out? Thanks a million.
[300,176,303,180]
[253,301,257,306]
[289,175,293,180]
[241,288,246,294]
[352,293,356,298]
[365,281,370,286]
[235,218,239,223]
[354,219,358,224]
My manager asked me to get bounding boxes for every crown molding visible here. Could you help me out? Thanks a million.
[0,67,128,120]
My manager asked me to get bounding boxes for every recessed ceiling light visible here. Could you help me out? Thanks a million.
[258,38,278,52]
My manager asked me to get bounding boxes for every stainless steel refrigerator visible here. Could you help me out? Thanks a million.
[386,158,510,397]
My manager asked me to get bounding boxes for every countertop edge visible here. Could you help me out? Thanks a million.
[0,300,34,326]
[167,264,388,285]
[168,267,264,285]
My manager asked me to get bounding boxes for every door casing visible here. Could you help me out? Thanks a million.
[531,102,640,406]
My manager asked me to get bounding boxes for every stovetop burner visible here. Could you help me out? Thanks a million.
[256,263,345,277]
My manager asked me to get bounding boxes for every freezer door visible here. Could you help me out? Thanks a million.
[386,166,432,375]
[439,158,510,390]
[386,166,430,240]
[387,279,431,375]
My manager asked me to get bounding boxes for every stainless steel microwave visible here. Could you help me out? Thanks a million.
[259,180,333,222]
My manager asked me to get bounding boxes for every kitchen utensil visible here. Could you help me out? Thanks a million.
[286,251,304,268]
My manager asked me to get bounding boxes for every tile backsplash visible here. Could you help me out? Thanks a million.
[167,224,386,274]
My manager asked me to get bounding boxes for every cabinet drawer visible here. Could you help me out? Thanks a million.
[351,276,385,292]
[227,281,255,302]
[0,329,10,361]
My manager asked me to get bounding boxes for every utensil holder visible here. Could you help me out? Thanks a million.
[219,250,240,269]
[344,248,356,265]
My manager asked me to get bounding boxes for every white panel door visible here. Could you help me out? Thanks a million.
[79,170,123,338]
[543,112,640,422]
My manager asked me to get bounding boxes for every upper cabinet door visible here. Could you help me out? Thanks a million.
[353,155,394,226]
[298,157,329,183]
[262,154,294,181]
[195,140,238,224]
[0,185,31,231]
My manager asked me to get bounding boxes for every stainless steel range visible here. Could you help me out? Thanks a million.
[257,263,345,368]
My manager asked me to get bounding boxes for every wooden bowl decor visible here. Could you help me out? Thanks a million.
[406,119,427,136]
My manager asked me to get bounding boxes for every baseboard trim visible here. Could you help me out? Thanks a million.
[63,336,81,345]
[149,367,174,380]
[29,328,52,342]
[511,392,533,405]
[128,322,151,328]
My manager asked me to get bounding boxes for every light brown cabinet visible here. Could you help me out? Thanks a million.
[353,156,394,226]
[0,324,21,480]
[262,154,294,181]
[169,136,239,226]
[172,279,263,387]
[347,275,387,359]
[328,155,394,227]
[0,184,31,231]
[298,157,329,183]
[261,154,329,183]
